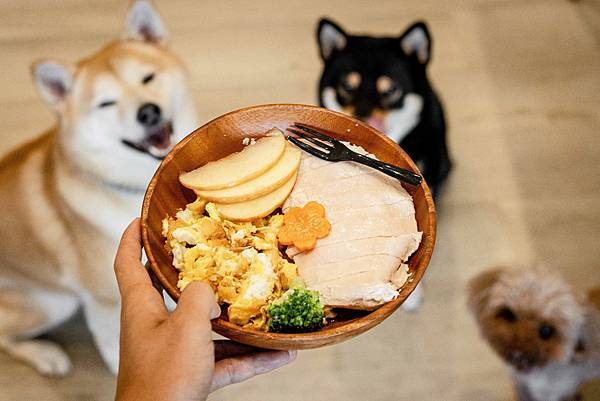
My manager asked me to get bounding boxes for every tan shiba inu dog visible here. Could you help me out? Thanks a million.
[0,1,198,376]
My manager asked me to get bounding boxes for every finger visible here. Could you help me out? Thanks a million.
[114,219,166,323]
[210,350,297,392]
[173,281,221,324]
[114,219,145,293]
[213,340,265,361]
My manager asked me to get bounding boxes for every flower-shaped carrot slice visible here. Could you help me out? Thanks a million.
[278,201,331,251]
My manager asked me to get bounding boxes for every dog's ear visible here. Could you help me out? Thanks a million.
[317,18,348,61]
[126,1,168,44]
[399,21,431,64]
[467,268,505,317]
[31,60,75,110]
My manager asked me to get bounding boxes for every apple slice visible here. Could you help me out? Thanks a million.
[195,145,301,203]
[214,172,298,221]
[180,128,286,191]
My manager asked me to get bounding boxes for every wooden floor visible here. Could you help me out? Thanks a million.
[1,0,599,400]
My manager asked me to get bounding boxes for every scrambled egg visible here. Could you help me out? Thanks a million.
[162,198,299,330]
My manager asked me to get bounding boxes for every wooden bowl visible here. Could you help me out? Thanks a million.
[141,104,436,350]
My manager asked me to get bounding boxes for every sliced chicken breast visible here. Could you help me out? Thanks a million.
[285,171,413,210]
[285,144,422,309]
[291,234,422,266]
[310,264,410,309]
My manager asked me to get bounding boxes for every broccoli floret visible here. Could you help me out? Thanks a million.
[267,288,325,333]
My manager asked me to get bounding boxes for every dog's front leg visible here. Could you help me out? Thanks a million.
[0,284,79,377]
[401,282,424,312]
[82,295,120,374]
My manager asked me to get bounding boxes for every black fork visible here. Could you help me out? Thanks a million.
[286,123,422,186]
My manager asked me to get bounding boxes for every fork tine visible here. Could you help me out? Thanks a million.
[287,136,332,161]
[287,128,334,150]
[292,123,336,143]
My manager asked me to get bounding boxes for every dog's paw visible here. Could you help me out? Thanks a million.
[11,340,72,377]
[402,283,424,313]
[102,349,119,376]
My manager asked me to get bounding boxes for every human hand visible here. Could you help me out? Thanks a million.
[114,219,296,401]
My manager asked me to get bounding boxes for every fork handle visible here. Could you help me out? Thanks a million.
[350,153,422,186]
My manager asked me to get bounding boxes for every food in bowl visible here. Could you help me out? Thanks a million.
[162,199,312,330]
[195,145,301,203]
[179,128,287,191]
[284,145,422,310]
[161,127,422,332]
[277,201,331,252]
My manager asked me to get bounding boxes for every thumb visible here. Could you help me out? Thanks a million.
[174,281,221,323]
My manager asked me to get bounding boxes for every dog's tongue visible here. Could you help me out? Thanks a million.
[147,124,172,150]
[366,116,385,132]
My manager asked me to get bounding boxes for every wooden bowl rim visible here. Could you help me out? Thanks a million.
[141,103,436,345]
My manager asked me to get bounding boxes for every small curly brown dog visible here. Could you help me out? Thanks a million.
[468,267,600,401]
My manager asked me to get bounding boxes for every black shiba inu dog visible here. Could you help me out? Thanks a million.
[316,18,451,197]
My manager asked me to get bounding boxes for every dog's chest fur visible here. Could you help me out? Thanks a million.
[515,363,586,401]
[0,132,128,299]
[56,155,143,242]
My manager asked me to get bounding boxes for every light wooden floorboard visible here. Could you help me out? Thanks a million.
[0,1,598,400]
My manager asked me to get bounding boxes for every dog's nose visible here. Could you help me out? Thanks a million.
[508,350,531,370]
[509,350,523,361]
[137,103,162,127]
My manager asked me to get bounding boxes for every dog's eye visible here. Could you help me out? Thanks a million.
[539,324,556,340]
[339,72,361,95]
[381,83,399,96]
[142,73,155,85]
[339,80,355,93]
[495,307,517,323]
[98,100,116,108]
[377,76,401,97]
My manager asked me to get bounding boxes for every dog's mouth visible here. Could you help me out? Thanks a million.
[365,115,386,132]
[511,359,534,373]
[351,112,386,133]
[122,122,174,160]
[505,351,544,373]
